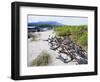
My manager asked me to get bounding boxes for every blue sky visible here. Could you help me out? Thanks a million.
[28,15,88,25]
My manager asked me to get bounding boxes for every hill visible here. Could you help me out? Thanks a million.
[28,21,64,27]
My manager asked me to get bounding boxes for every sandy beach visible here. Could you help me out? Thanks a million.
[27,30,78,66]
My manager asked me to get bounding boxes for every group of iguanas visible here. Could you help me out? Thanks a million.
[46,36,88,64]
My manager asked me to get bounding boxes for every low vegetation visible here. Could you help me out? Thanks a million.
[32,51,50,66]
[28,32,40,41]
[53,25,88,50]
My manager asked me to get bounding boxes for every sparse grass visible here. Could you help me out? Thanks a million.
[54,26,71,36]
[54,25,88,49]
[28,32,40,41]
[31,35,37,41]
[32,51,50,66]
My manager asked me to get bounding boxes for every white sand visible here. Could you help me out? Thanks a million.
[27,30,77,66]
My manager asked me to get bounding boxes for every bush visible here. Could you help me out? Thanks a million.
[54,26,71,36]
[28,32,37,41]
[31,35,37,41]
[32,51,50,66]
[53,25,88,48]
[78,32,88,47]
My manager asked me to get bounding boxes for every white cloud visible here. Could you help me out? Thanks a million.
[28,15,88,25]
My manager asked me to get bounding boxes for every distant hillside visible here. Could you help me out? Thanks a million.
[28,21,64,27]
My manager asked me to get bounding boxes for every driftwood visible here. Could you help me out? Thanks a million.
[56,55,68,63]
[46,36,88,64]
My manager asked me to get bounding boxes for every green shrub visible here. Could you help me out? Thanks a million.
[54,26,71,36]
[31,35,36,41]
[78,32,88,47]
[53,25,88,48]
[28,33,37,41]
[29,33,40,41]
[32,51,50,66]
